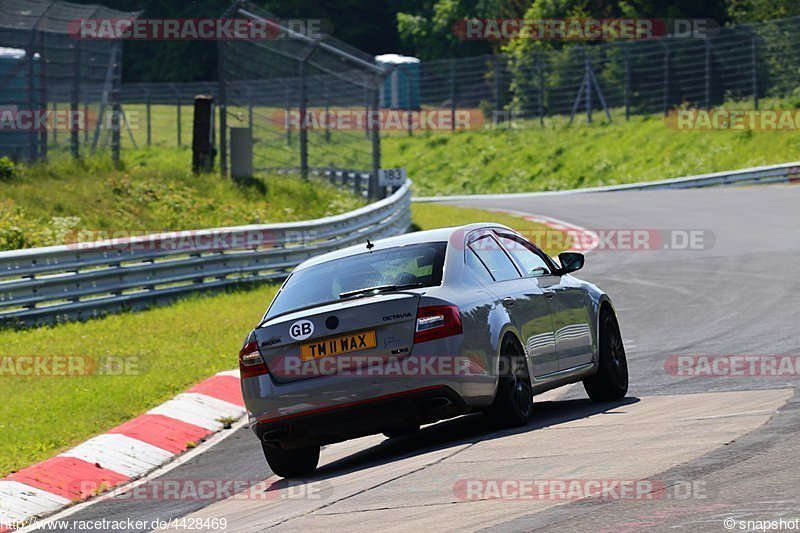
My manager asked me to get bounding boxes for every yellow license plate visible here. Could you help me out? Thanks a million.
[300,330,377,361]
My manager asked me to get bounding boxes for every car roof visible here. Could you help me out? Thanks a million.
[295,222,514,271]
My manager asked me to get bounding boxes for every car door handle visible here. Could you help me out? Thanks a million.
[502,297,515,307]
[543,290,555,299]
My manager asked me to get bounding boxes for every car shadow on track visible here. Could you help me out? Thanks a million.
[261,396,640,491]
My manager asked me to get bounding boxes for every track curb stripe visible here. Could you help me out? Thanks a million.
[188,374,245,407]
[0,370,243,528]
[107,414,211,454]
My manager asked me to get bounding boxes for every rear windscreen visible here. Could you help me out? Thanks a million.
[266,242,447,319]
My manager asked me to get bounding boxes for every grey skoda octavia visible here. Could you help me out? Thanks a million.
[239,223,628,477]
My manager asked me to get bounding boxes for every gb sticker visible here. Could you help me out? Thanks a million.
[289,319,314,340]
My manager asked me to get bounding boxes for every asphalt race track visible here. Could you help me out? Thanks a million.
[33,185,800,532]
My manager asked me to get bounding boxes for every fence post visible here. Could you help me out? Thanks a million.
[407,74,413,136]
[538,53,545,126]
[217,40,228,177]
[247,86,253,131]
[704,39,711,109]
[71,40,80,158]
[299,60,308,180]
[623,44,631,121]
[111,42,121,168]
[53,102,58,146]
[370,86,382,200]
[493,55,501,113]
[584,49,592,124]
[324,83,331,142]
[26,37,36,161]
[662,42,671,115]
[751,33,759,110]
[285,86,292,147]
[449,61,456,131]
[365,88,370,139]
[37,30,47,160]
[83,103,88,143]
[146,95,151,146]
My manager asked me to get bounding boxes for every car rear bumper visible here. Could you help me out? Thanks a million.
[250,383,468,448]
[242,338,498,447]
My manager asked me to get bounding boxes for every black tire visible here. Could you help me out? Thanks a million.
[383,423,421,439]
[262,442,320,478]
[583,306,629,401]
[486,338,533,427]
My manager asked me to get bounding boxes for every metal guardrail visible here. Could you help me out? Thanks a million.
[0,180,413,327]
[413,162,800,202]
[266,168,374,197]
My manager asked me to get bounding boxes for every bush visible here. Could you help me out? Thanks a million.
[0,201,47,250]
[0,157,14,180]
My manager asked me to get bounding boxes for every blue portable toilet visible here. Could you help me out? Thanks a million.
[0,47,36,161]
[376,54,420,110]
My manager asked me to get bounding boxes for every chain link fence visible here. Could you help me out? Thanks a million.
[216,2,391,198]
[420,16,800,124]
[109,15,800,178]
[0,0,138,163]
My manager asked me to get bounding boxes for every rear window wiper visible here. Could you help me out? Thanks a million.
[339,283,423,300]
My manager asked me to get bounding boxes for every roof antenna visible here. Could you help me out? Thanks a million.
[366,239,375,251]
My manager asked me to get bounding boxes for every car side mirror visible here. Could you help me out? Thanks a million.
[556,252,584,275]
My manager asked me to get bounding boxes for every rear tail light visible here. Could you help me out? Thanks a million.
[414,305,463,344]
[239,341,269,379]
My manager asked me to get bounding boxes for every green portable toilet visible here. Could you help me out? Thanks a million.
[376,54,420,110]
[0,47,38,161]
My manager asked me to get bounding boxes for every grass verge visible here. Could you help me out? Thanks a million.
[0,203,556,476]
[98,101,800,197]
[383,108,800,195]
[0,147,363,251]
